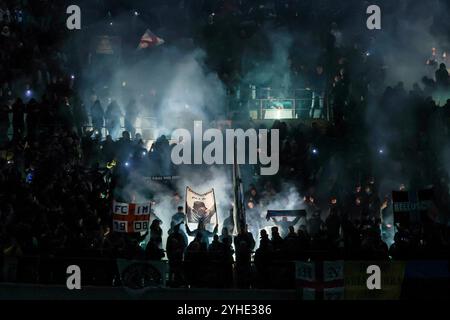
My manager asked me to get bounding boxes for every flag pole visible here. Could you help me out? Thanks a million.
[232,138,239,236]
[212,188,219,226]
[184,186,188,225]
[232,137,245,235]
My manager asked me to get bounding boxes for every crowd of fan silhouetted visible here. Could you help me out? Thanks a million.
[0,0,450,288]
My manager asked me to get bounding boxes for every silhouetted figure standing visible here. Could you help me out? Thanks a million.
[72,96,87,137]
[26,98,40,141]
[12,98,25,140]
[325,207,342,241]
[124,99,139,137]
[0,104,10,144]
[90,100,104,136]
[309,65,326,119]
[254,229,273,288]
[234,225,255,288]
[307,210,324,238]
[186,221,218,246]
[270,226,284,251]
[166,223,187,286]
[105,100,122,139]
[169,206,188,245]
[435,63,449,89]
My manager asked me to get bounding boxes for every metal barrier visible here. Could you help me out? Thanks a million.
[2,254,448,300]
[239,87,331,121]
[84,115,158,139]
[0,250,331,288]
[3,114,159,141]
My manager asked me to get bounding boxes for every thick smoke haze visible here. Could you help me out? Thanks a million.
[66,0,450,245]
[121,166,233,246]
[80,45,226,138]
[242,27,294,93]
[374,0,446,87]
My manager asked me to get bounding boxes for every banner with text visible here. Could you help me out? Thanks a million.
[112,201,151,233]
[392,189,434,225]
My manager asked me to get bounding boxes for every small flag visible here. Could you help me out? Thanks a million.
[138,29,164,49]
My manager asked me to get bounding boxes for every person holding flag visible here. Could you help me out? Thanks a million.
[186,220,218,246]
[169,206,188,246]
[270,216,302,238]
[266,209,306,238]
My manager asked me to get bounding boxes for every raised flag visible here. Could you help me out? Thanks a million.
[138,29,165,49]
[185,187,218,225]
[112,200,151,233]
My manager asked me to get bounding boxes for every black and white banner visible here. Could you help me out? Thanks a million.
[185,187,218,225]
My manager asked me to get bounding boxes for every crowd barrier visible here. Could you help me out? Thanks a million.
[1,253,448,300]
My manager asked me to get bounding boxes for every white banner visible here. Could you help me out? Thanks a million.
[185,187,217,225]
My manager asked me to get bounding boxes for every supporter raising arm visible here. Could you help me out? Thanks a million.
[186,220,218,246]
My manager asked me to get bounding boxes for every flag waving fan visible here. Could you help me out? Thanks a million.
[185,187,218,225]
[138,29,165,49]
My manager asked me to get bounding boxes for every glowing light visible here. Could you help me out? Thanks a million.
[142,151,147,156]
[70,74,75,79]
[125,162,130,167]
[379,148,384,154]
[312,148,318,154]
[122,81,127,87]
[276,109,282,119]
[106,160,117,169]
[134,11,139,16]
[25,90,32,97]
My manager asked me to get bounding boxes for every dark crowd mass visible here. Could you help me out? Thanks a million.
[0,0,449,289]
